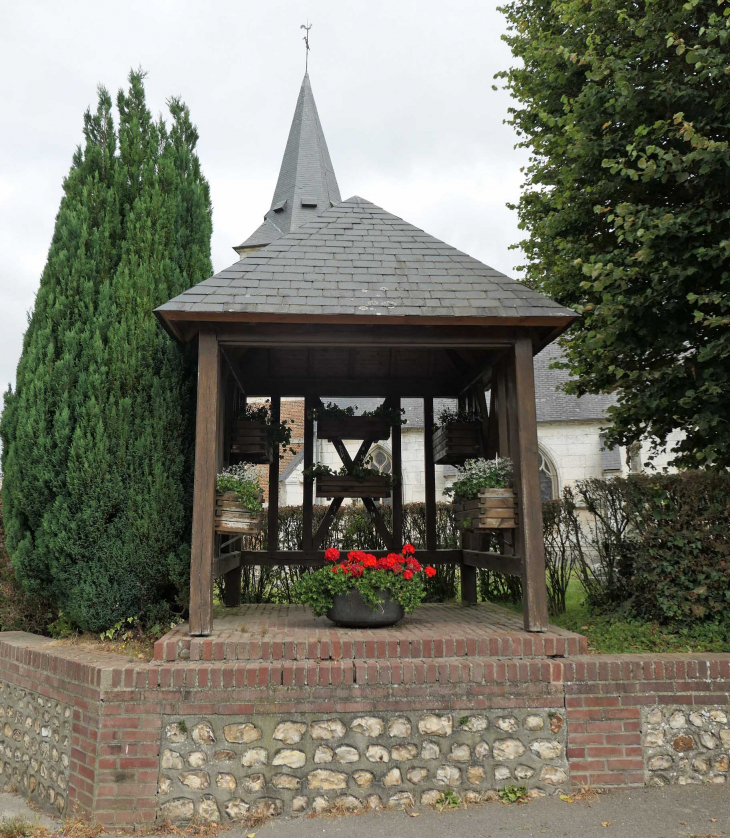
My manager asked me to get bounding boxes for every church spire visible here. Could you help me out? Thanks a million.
[234,74,341,256]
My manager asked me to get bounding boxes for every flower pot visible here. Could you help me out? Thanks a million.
[326,588,405,628]
[432,422,482,465]
[453,488,518,532]
[230,419,272,464]
[316,474,391,499]
[318,416,390,442]
[214,492,264,534]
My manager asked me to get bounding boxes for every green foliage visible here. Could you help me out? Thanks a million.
[309,401,406,425]
[216,464,262,511]
[435,407,480,428]
[0,71,212,632]
[498,785,528,804]
[239,401,294,454]
[435,790,461,810]
[303,462,386,482]
[499,0,730,468]
[445,457,513,500]
[293,563,427,617]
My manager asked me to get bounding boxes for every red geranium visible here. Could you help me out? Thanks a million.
[424,566,436,578]
[402,543,416,555]
[324,547,340,562]
[403,570,413,580]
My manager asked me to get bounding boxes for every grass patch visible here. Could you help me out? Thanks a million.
[0,818,35,838]
[500,577,730,654]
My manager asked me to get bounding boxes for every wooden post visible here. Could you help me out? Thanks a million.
[189,328,220,636]
[268,396,281,553]
[302,396,314,551]
[506,338,549,631]
[423,397,437,552]
[222,373,242,608]
[391,397,403,550]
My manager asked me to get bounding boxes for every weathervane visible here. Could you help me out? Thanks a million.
[301,21,312,72]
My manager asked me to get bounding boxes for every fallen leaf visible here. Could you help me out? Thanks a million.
[711,818,717,823]
[601,823,611,828]
[247,833,256,837]
[560,795,575,803]
[409,813,420,818]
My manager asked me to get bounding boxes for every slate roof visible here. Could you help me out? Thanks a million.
[157,196,577,321]
[235,74,341,254]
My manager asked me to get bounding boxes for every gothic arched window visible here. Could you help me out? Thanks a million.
[368,446,392,475]
[538,448,558,501]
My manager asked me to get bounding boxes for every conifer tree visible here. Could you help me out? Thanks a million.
[0,72,212,631]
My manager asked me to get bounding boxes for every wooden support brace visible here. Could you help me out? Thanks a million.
[267,395,280,553]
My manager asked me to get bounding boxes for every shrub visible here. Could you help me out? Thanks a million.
[542,488,582,615]
[628,472,730,624]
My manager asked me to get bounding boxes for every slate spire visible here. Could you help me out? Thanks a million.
[235,73,341,256]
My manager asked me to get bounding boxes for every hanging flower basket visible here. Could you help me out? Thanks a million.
[293,545,437,628]
[315,474,391,499]
[214,492,264,534]
[453,488,518,532]
[432,421,482,465]
[230,418,272,464]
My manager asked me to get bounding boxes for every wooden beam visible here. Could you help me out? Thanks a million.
[507,338,549,631]
[236,376,461,398]
[496,366,510,458]
[238,549,463,566]
[214,552,242,579]
[302,396,314,550]
[189,328,220,636]
[423,397,437,552]
[312,497,344,550]
[462,550,523,577]
[473,386,490,458]
[221,372,242,607]
[391,397,403,550]
[267,396,280,553]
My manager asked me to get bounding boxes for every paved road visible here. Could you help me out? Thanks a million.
[1,785,728,837]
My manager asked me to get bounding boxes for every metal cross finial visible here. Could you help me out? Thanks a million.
[301,21,312,72]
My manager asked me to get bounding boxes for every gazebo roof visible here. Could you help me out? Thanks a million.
[156,195,576,334]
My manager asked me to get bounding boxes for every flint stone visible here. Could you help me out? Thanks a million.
[308,769,348,790]
[435,765,461,786]
[523,715,544,731]
[421,741,440,760]
[351,717,384,737]
[214,749,235,761]
[700,732,719,750]
[530,739,563,759]
[389,792,414,809]
[461,715,488,732]
[693,756,709,774]
[251,799,283,818]
[672,735,694,752]
[449,743,471,763]
[187,751,206,767]
[161,798,194,822]
[540,765,567,786]
[366,744,390,763]
[272,774,301,790]
[474,741,490,760]
[495,716,518,732]
[645,730,665,747]
[648,755,673,771]
[179,771,209,790]
[216,773,236,790]
[418,714,453,737]
[366,794,384,810]
[224,723,261,744]
[710,710,728,723]
[161,749,183,770]
[165,723,187,743]
[721,730,730,747]
[292,796,308,813]
[388,717,412,737]
[407,767,428,784]
[336,795,363,812]
[669,712,687,729]
[494,765,511,780]
[689,713,705,728]
[273,749,306,769]
[158,776,172,795]
[197,795,220,822]
[353,769,374,787]
[493,738,526,760]
[335,745,360,764]
[273,722,307,744]
[192,722,215,745]
[421,789,441,807]
[312,797,330,814]
[311,719,346,740]
[383,767,402,786]
[713,755,729,772]
[467,765,486,784]
[241,773,265,793]
[241,748,268,767]
[515,764,535,780]
[391,743,418,761]
[314,745,334,763]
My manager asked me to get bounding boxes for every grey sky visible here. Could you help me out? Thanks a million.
[0,0,529,393]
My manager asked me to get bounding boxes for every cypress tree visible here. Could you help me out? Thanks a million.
[0,71,212,631]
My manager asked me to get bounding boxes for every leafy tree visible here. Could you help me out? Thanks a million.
[0,72,212,631]
[498,0,730,467]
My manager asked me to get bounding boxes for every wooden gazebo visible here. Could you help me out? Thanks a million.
[155,75,576,637]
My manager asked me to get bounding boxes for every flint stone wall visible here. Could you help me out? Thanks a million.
[0,680,72,815]
[157,710,567,821]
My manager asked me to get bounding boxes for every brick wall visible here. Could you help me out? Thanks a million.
[1,634,729,824]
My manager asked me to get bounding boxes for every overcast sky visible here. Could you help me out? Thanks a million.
[0,0,530,393]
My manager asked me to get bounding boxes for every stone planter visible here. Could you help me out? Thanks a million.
[326,588,405,628]
[432,422,482,465]
[214,492,264,535]
[230,419,272,464]
[453,488,518,532]
[316,474,391,499]
[317,416,390,442]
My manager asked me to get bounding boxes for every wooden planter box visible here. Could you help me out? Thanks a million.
[316,474,392,499]
[453,488,518,532]
[230,419,272,464]
[318,416,390,442]
[433,422,482,465]
[215,492,264,535]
